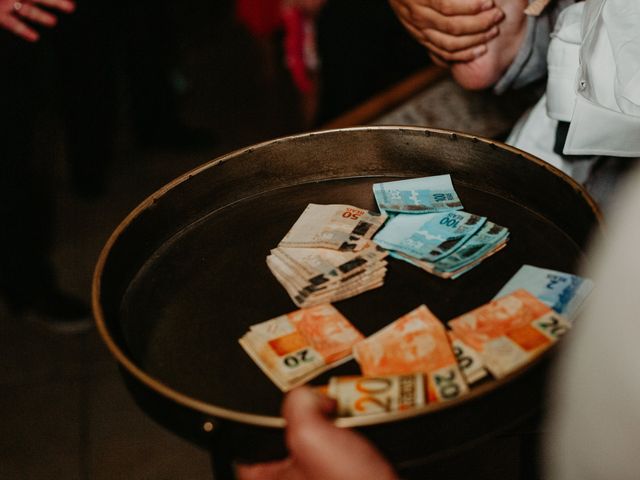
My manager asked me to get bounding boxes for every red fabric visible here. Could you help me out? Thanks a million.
[236,0,317,94]
[236,0,282,37]
[282,6,314,93]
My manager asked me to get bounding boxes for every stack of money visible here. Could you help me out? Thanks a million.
[353,305,469,403]
[242,277,582,412]
[239,304,364,391]
[448,289,571,379]
[268,204,389,306]
[372,175,509,279]
[494,265,594,322]
[374,212,509,279]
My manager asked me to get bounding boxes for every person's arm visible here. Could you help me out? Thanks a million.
[236,387,397,480]
[0,0,75,42]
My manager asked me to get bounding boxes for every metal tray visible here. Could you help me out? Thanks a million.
[93,126,601,468]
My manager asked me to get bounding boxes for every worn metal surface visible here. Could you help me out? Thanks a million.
[93,126,601,464]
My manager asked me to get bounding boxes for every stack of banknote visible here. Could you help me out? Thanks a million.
[239,304,364,391]
[321,292,573,417]
[267,204,389,306]
[372,175,509,279]
[326,267,591,415]
[242,266,588,403]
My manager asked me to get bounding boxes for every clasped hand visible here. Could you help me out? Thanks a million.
[389,0,505,65]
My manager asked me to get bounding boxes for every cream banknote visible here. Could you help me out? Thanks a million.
[267,254,387,307]
[327,373,426,417]
[271,243,387,286]
[280,204,388,252]
[447,330,488,384]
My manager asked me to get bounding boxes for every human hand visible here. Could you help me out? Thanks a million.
[236,387,398,480]
[0,0,75,42]
[389,0,505,64]
[449,0,528,90]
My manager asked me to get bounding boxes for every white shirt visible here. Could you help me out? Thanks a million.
[507,0,640,177]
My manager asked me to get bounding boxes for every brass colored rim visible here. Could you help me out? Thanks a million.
[92,125,602,429]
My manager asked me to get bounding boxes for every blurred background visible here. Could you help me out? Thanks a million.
[1,0,548,475]
[1,0,433,478]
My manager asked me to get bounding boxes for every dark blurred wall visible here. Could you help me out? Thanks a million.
[315,0,429,124]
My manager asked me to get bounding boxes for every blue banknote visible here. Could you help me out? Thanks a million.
[374,211,486,262]
[434,221,509,273]
[494,265,594,322]
[373,175,463,214]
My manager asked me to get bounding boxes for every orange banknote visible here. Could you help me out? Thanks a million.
[239,304,364,391]
[448,289,552,352]
[287,304,365,363]
[449,289,571,378]
[353,305,468,402]
[482,311,571,378]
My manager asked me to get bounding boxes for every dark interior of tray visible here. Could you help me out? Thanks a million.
[96,128,600,425]
[118,176,587,417]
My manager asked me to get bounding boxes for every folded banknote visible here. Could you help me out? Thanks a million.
[373,174,463,214]
[279,204,387,252]
[327,373,427,417]
[354,305,468,402]
[449,289,570,378]
[388,220,509,279]
[374,211,486,262]
[494,265,593,322]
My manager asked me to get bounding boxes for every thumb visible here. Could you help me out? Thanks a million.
[283,386,336,427]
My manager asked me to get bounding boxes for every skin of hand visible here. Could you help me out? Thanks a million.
[0,0,75,42]
[389,0,505,64]
[449,0,528,90]
[236,387,398,480]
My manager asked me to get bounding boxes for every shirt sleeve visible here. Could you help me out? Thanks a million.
[494,0,577,95]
